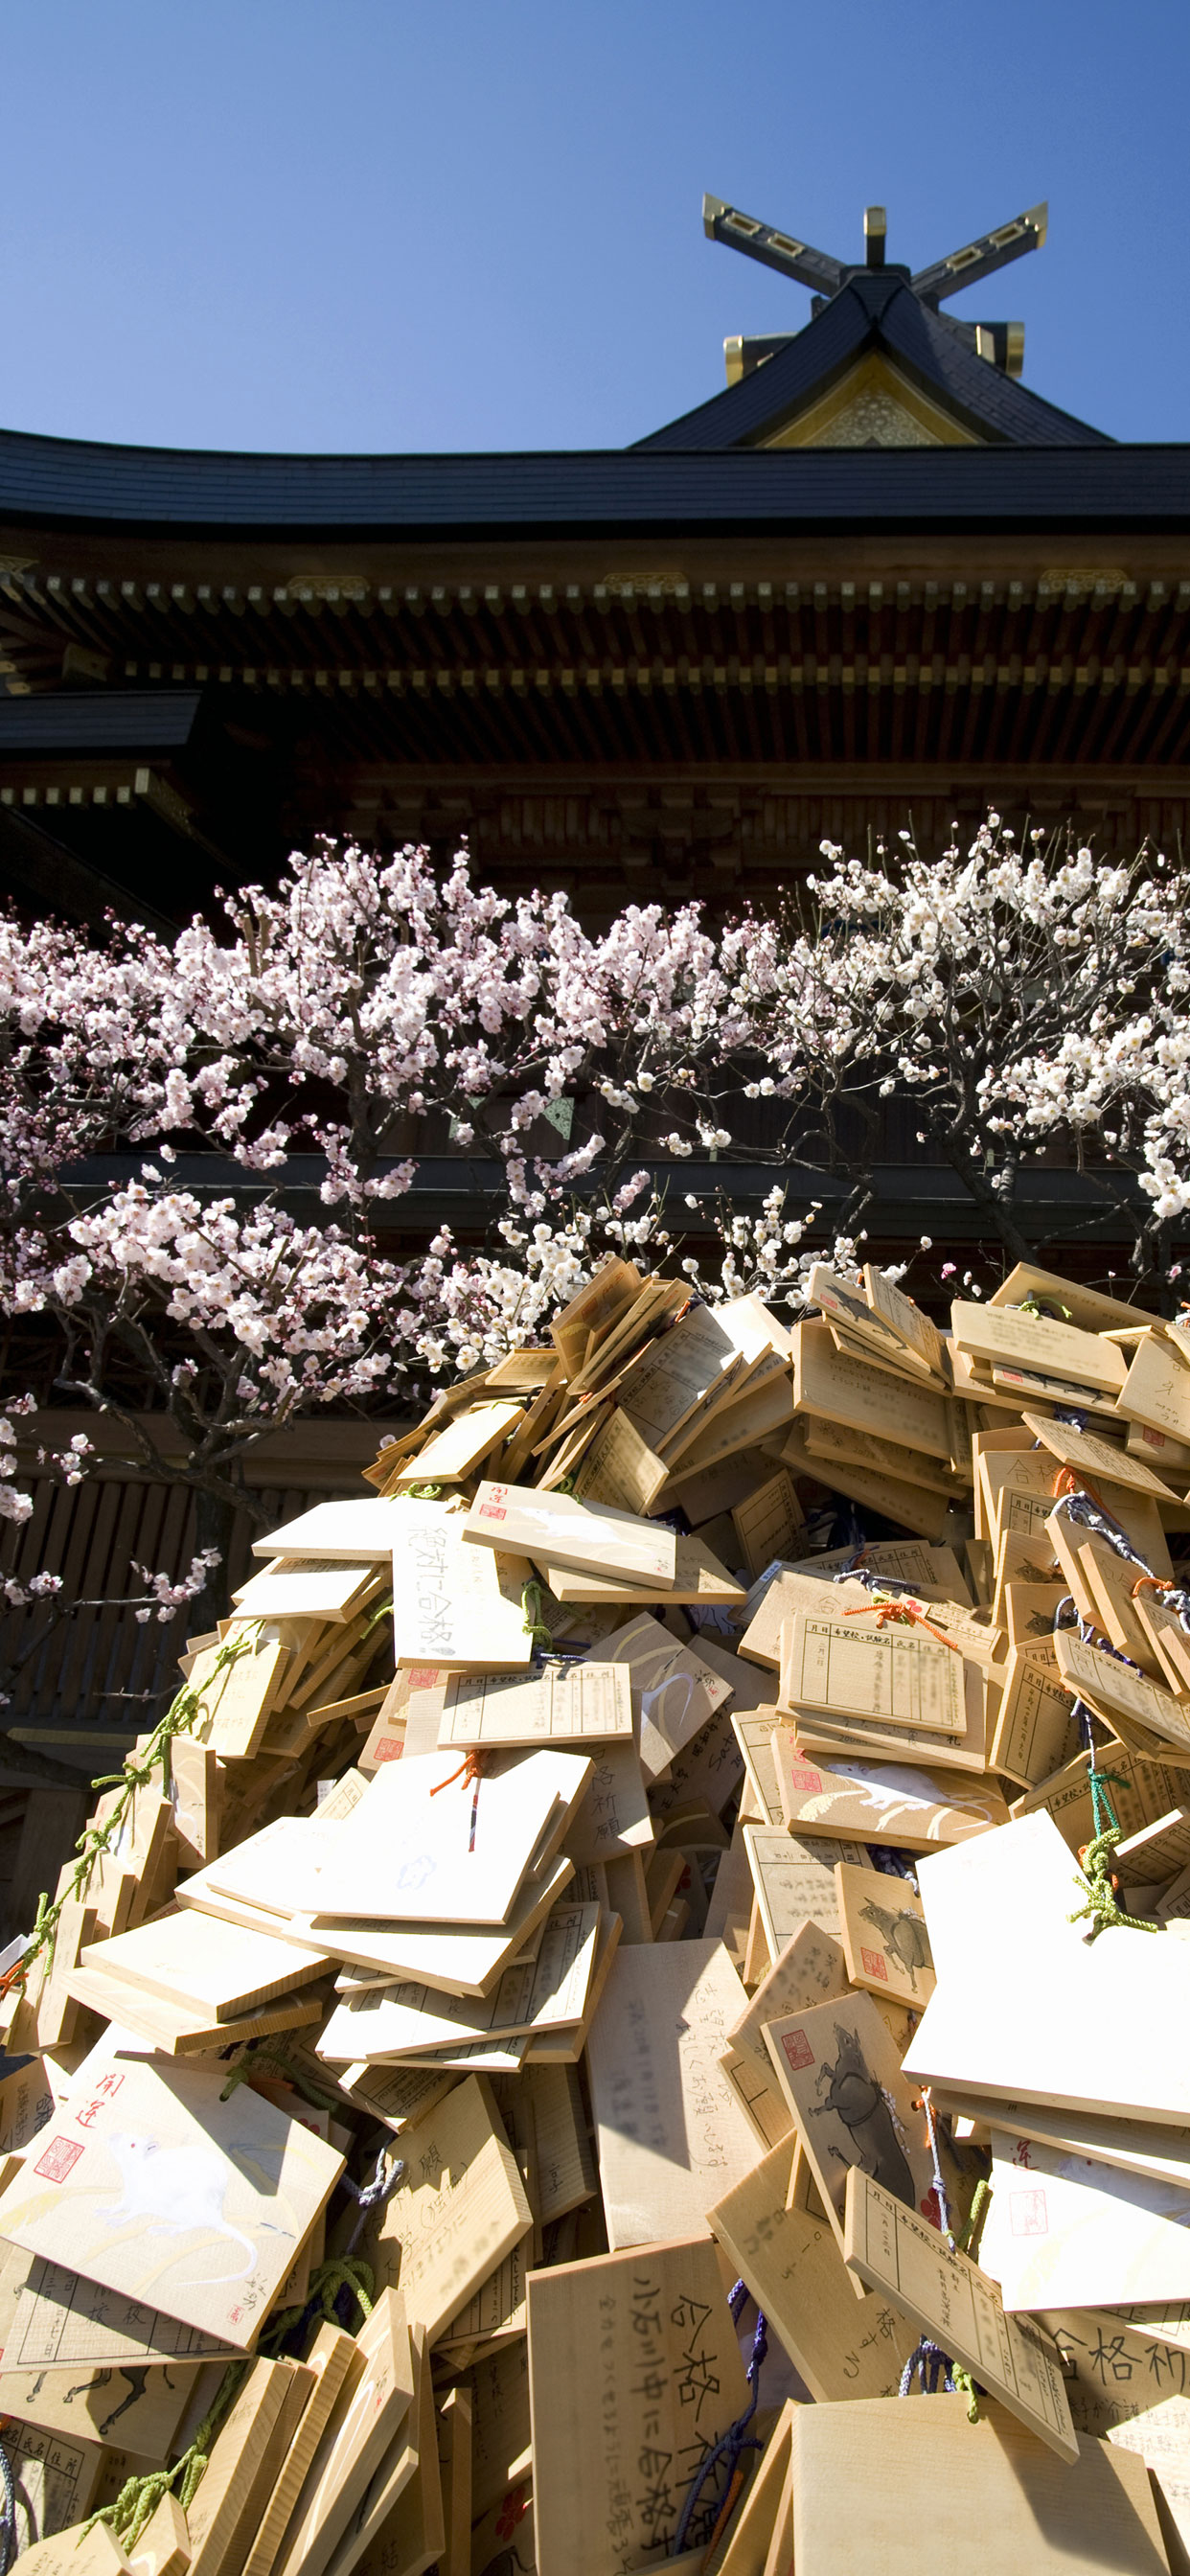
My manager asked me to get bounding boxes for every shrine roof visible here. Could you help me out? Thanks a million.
[1,426,1187,541]
[636,269,1112,452]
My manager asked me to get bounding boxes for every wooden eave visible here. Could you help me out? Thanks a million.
[7,563,1190,773]
[6,434,1190,908]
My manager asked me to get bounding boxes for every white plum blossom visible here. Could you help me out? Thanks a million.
[130,1549,223,1625]
[0,818,1185,1587]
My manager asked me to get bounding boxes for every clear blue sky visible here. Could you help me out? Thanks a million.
[5,0,1187,455]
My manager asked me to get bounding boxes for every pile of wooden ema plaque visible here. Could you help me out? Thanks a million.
[11,1256,1190,2575]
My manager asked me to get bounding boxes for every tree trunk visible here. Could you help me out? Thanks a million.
[191,1487,240,1637]
[943,1145,1034,1266]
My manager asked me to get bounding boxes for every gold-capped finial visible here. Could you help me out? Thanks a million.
[864,205,887,268]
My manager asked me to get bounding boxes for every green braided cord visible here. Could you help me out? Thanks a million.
[956,2175,991,2262]
[87,2470,174,2552]
[82,2358,250,2544]
[309,2256,375,2324]
[521,1579,554,1650]
[1018,1295,1073,1322]
[950,2362,980,2424]
[179,2449,214,2516]
[172,2357,251,2514]
[1087,1765,1130,1841]
[93,2256,377,2538]
[257,2301,308,2355]
[5,1627,257,2002]
[400,1483,443,1500]
[1069,1828,1159,1940]
[218,2045,345,2116]
[259,2256,375,2353]
[358,1590,394,1641]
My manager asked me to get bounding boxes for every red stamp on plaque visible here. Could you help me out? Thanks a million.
[781,2029,814,2073]
[35,2136,83,2183]
[374,1738,403,1764]
[1010,2189,1048,2238]
[789,1768,822,1792]
[408,1668,440,1689]
[478,1503,507,1520]
[860,1947,888,1981]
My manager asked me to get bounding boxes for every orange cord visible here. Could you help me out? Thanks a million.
[842,1598,960,1651]
[1051,1464,1107,1511]
[430,1749,490,1797]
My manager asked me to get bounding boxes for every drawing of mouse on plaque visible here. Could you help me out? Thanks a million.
[102,2131,263,2281]
[0,2058,345,2345]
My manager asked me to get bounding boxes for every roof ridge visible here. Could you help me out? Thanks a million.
[635,268,1111,452]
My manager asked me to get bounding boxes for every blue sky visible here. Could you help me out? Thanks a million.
[5,0,1187,454]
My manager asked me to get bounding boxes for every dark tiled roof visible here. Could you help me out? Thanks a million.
[635,270,1112,451]
[1,429,1184,539]
[901,296,1113,448]
[0,691,201,751]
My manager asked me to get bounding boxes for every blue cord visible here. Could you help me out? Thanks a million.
[921,2088,955,2249]
[0,2438,17,2576]
[670,2282,767,2558]
[343,2144,404,2254]
[900,2337,958,2397]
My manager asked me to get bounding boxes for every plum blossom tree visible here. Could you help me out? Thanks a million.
[0,1397,219,1780]
[0,815,1185,1683]
[778,819,1190,1280]
[0,847,806,1646]
[0,841,823,1480]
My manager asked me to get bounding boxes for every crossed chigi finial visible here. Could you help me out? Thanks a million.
[701,194,1046,381]
[701,193,1047,304]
